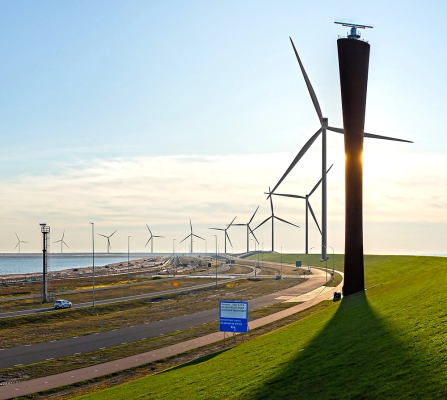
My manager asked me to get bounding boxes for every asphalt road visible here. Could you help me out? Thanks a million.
[0,273,325,369]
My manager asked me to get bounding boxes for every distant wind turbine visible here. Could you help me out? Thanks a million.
[180,220,204,254]
[266,165,333,254]
[232,207,260,253]
[98,230,117,253]
[53,230,69,253]
[14,233,27,253]
[254,187,299,252]
[145,225,164,253]
[208,216,237,254]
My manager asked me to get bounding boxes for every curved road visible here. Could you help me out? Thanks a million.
[0,270,327,369]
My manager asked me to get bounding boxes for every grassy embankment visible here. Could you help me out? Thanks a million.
[76,255,447,399]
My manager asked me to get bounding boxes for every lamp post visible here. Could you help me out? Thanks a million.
[309,247,315,273]
[127,236,131,284]
[89,222,95,306]
[321,245,328,284]
[281,246,283,277]
[173,239,176,275]
[328,246,335,277]
[214,235,217,286]
[39,223,50,303]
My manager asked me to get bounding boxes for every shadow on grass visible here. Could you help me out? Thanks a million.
[248,292,437,399]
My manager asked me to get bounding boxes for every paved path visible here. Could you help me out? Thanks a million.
[0,272,342,399]
[0,272,325,369]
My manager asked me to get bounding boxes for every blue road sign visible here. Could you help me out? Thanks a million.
[296,261,302,267]
[219,300,248,333]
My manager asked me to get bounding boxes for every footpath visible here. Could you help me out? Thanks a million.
[0,271,343,400]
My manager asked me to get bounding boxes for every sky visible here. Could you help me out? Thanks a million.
[0,0,445,254]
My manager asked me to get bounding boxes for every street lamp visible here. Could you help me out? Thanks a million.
[89,222,95,307]
[127,236,131,284]
[214,235,217,286]
[321,245,328,284]
[309,247,315,273]
[328,245,335,278]
[281,246,283,277]
[173,239,176,275]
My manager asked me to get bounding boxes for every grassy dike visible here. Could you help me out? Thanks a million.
[74,255,447,399]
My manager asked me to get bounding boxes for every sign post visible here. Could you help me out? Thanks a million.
[219,301,248,335]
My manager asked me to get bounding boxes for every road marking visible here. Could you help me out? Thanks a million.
[14,364,23,366]
[142,338,147,340]
[74,352,81,355]
[94,333,99,335]
[73,336,78,339]
[122,342,127,345]
[50,340,56,343]
[45,382,48,384]
[25,344,31,347]
[99,347,105,350]
[71,376,74,378]
[46,358,54,361]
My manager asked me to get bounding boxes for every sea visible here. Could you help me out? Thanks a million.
[0,253,162,276]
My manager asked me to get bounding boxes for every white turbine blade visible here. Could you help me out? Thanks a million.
[146,224,152,235]
[248,226,259,244]
[249,206,259,224]
[227,216,237,229]
[268,192,306,200]
[53,240,62,243]
[98,234,108,238]
[232,224,247,226]
[153,236,164,238]
[308,202,322,235]
[62,230,65,240]
[209,228,225,231]
[14,242,19,249]
[190,219,193,233]
[180,234,191,243]
[15,233,19,240]
[290,37,324,124]
[363,132,413,143]
[145,237,152,247]
[269,128,322,196]
[253,216,272,231]
[22,241,28,243]
[109,230,117,238]
[226,231,233,247]
[308,164,334,197]
[328,126,413,143]
[192,234,205,241]
[269,186,274,215]
[275,215,300,228]
[63,241,69,248]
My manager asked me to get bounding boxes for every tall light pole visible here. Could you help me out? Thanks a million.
[39,223,50,303]
[89,222,95,307]
[214,235,217,286]
[309,247,315,273]
[328,245,335,278]
[173,239,176,275]
[321,244,328,284]
[281,246,283,277]
[127,236,131,284]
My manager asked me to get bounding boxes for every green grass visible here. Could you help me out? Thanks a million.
[75,255,447,399]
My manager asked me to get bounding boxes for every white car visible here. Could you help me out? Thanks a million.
[54,299,72,309]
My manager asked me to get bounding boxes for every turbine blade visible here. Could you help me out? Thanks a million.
[153,236,164,238]
[63,241,69,248]
[14,242,19,249]
[308,202,322,235]
[249,206,259,224]
[192,234,205,241]
[190,219,192,233]
[232,224,247,226]
[227,216,237,229]
[269,186,274,215]
[253,216,272,231]
[268,192,306,199]
[109,230,117,237]
[248,226,259,244]
[328,126,413,143]
[269,128,322,196]
[308,164,334,197]
[53,240,62,243]
[275,215,300,228]
[208,228,224,231]
[226,231,233,247]
[180,234,191,243]
[290,37,323,124]
[146,224,152,235]
[62,231,65,240]
[145,237,151,247]
[98,234,108,238]
[15,233,19,240]
[363,132,413,143]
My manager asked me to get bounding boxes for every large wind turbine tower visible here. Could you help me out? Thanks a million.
[334,22,412,295]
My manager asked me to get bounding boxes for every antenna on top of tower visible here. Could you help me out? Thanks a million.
[334,22,373,40]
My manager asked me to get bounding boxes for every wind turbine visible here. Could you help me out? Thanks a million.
[232,207,260,253]
[268,37,411,261]
[145,224,164,253]
[208,216,237,254]
[53,230,69,253]
[266,165,333,254]
[98,230,117,253]
[253,187,299,252]
[180,220,204,254]
[14,233,27,253]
